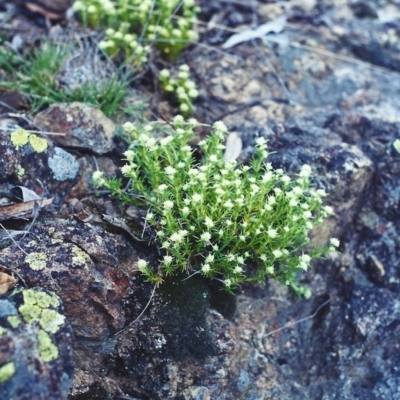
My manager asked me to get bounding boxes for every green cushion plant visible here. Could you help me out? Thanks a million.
[93,117,339,295]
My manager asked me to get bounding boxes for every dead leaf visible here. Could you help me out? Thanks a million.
[11,186,42,202]
[224,132,242,162]
[222,16,287,49]
[0,270,18,294]
[0,197,54,221]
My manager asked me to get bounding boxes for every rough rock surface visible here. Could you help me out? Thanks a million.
[1,0,400,399]
[33,103,116,155]
[0,287,74,400]
[0,120,80,202]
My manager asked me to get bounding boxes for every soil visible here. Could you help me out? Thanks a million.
[1,1,400,399]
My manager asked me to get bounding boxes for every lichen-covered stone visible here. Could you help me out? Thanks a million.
[0,287,73,400]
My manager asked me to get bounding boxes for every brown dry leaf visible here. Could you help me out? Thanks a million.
[24,0,71,19]
[0,197,54,221]
[0,270,18,294]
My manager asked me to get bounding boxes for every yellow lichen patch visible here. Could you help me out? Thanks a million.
[71,245,92,267]
[37,330,58,362]
[19,289,64,334]
[7,315,21,329]
[28,134,48,153]
[19,303,42,323]
[39,309,65,334]
[0,326,6,335]
[16,164,25,177]
[10,128,29,149]
[0,362,15,383]
[25,252,48,270]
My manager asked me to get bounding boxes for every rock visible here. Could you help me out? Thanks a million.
[0,122,79,201]
[33,103,116,155]
[0,287,74,400]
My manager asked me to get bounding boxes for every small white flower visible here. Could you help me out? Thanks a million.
[300,254,311,263]
[182,206,190,216]
[160,136,173,146]
[192,193,203,202]
[205,254,214,263]
[157,184,168,192]
[159,69,170,79]
[283,226,290,232]
[202,264,211,273]
[262,172,273,182]
[267,228,278,238]
[137,259,148,272]
[274,188,282,195]
[330,237,340,248]
[225,219,232,226]
[264,204,272,211]
[255,137,267,147]
[298,261,308,271]
[268,196,276,205]
[272,249,283,258]
[237,256,245,264]
[236,197,244,206]
[224,278,232,287]
[303,211,312,219]
[213,121,228,134]
[156,231,165,237]
[170,232,183,243]
[162,241,170,249]
[197,172,206,181]
[266,266,274,274]
[324,206,334,215]
[200,232,211,242]
[163,255,173,265]
[209,155,218,163]
[301,203,309,210]
[289,199,298,207]
[299,165,312,178]
[227,253,235,262]
[123,150,135,161]
[173,115,184,124]
[224,200,234,209]
[165,166,176,176]
[188,168,199,176]
[281,175,291,184]
[239,235,246,242]
[163,200,174,210]
[293,186,303,195]
[259,254,267,262]
[204,217,214,228]
[251,184,260,194]
[233,266,243,274]
[92,170,104,182]
[147,212,154,221]
[317,189,327,197]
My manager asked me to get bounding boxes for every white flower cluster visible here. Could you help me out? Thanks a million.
[95,116,339,295]
[99,25,150,66]
[159,65,198,115]
[73,0,200,61]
